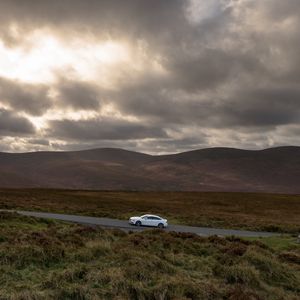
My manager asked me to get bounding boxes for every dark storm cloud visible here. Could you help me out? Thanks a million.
[55,80,100,110]
[0,77,51,116]
[28,138,50,146]
[222,87,300,127]
[0,109,35,136]
[102,80,300,130]
[48,118,168,140]
[166,50,235,91]
[165,48,265,92]
[0,0,185,47]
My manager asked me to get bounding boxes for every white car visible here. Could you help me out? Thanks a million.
[129,214,168,228]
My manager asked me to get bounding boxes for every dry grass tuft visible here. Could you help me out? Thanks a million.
[0,212,299,299]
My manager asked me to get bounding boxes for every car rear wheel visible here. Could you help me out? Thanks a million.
[135,221,142,226]
[158,223,164,229]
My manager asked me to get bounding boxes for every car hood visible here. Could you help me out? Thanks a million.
[129,216,140,220]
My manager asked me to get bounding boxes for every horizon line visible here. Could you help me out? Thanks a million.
[0,145,299,156]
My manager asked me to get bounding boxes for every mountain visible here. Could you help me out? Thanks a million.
[0,146,299,193]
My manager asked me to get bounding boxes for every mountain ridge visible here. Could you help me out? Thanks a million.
[0,146,299,193]
[1,145,298,156]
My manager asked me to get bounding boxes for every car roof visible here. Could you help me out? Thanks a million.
[142,214,162,218]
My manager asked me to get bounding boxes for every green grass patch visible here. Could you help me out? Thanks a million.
[245,235,300,252]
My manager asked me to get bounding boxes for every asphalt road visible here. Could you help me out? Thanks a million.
[12,210,277,237]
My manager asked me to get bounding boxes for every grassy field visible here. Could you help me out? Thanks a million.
[0,211,299,300]
[0,189,300,233]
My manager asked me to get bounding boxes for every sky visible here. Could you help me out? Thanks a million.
[0,0,300,154]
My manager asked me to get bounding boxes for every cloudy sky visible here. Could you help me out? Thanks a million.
[0,0,299,154]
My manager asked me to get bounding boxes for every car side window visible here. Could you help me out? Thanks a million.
[142,216,147,219]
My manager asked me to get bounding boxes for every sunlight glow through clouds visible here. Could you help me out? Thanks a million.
[0,32,130,84]
[0,29,151,135]
[26,103,140,135]
[27,109,98,130]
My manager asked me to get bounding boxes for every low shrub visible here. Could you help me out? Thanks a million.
[1,213,300,300]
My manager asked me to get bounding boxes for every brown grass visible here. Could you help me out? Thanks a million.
[0,189,300,232]
[0,212,300,300]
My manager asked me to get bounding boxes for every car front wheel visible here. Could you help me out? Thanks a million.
[135,221,142,226]
[158,223,164,229]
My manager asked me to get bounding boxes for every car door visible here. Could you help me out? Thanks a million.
[141,216,151,226]
[147,216,157,227]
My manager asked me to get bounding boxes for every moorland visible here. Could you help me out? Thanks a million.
[0,211,300,300]
[1,189,300,233]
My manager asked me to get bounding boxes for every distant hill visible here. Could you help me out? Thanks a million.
[0,146,299,193]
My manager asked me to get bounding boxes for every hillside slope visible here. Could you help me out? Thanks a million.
[0,146,299,193]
